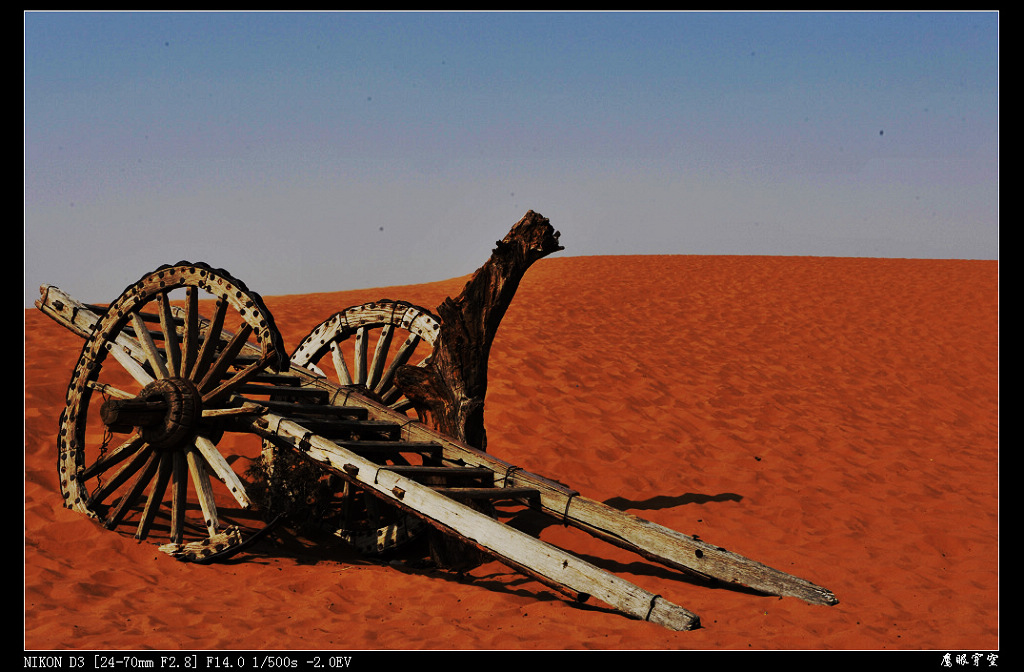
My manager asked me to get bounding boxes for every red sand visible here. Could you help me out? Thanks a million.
[24,254,998,651]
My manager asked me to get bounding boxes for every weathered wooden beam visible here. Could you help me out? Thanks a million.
[249,411,701,631]
[36,284,99,339]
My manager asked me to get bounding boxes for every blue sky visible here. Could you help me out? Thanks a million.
[25,11,999,306]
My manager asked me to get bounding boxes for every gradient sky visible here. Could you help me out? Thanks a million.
[24,11,999,307]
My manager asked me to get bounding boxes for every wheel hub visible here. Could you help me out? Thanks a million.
[100,378,203,450]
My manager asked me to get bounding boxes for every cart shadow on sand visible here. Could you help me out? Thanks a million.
[128,483,768,624]
[233,489,768,622]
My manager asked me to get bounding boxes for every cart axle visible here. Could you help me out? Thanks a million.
[100,377,202,450]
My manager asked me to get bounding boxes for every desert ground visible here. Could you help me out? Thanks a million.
[24,253,998,651]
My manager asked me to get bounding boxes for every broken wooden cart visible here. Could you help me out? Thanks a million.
[35,212,837,632]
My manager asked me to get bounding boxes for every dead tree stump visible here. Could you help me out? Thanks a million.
[395,210,563,451]
[394,210,563,568]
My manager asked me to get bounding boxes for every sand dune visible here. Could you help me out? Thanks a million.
[24,254,998,650]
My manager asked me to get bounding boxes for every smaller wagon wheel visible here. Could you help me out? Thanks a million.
[285,300,441,554]
[57,262,287,561]
[291,300,440,414]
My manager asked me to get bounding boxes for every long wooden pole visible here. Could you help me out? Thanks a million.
[249,410,700,630]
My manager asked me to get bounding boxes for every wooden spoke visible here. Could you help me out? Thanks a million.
[180,287,200,379]
[194,435,252,508]
[201,357,265,406]
[78,433,145,481]
[330,341,353,385]
[196,323,253,395]
[156,292,182,378]
[387,398,415,414]
[103,448,160,529]
[87,443,156,510]
[353,326,368,386]
[185,447,219,537]
[189,298,228,383]
[170,450,187,545]
[376,333,421,400]
[105,340,155,387]
[366,324,394,391]
[131,312,169,380]
[136,453,173,540]
[86,380,136,401]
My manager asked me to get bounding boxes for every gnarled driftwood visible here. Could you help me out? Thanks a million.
[396,210,563,450]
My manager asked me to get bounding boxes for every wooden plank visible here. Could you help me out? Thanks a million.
[247,400,368,419]
[236,383,328,397]
[431,486,540,502]
[243,372,304,386]
[382,465,492,480]
[280,417,400,439]
[330,440,443,460]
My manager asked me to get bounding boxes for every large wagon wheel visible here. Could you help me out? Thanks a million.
[286,300,441,554]
[57,262,287,561]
